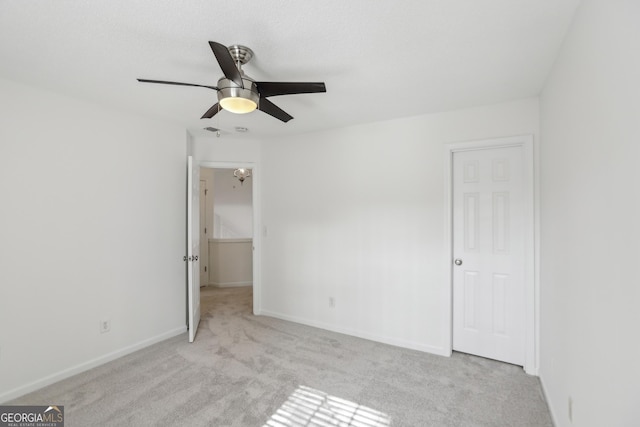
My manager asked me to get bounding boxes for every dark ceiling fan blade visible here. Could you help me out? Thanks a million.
[137,79,218,90]
[255,82,326,97]
[258,97,293,122]
[201,103,221,119]
[208,41,243,88]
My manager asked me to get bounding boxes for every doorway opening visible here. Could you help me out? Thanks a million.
[200,166,254,288]
[197,161,261,323]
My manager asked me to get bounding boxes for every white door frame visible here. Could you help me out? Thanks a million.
[443,135,537,374]
[200,160,261,315]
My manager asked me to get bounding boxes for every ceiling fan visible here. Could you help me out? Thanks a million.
[138,41,326,123]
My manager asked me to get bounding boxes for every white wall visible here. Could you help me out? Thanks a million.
[539,1,640,426]
[0,78,187,401]
[209,239,253,287]
[259,98,539,354]
[193,137,261,240]
[212,168,253,238]
[194,136,261,165]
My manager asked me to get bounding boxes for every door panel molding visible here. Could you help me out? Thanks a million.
[199,179,209,286]
[444,135,537,374]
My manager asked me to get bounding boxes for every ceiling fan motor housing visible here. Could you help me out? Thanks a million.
[227,45,254,65]
[217,76,260,113]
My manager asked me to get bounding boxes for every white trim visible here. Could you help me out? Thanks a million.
[443,134,538,374]
[210,281,253,288]
[0,326,186,403]
[210,238,252,243]
[199,161,261,316]
[538,376,558,426]
[258,310,449,357]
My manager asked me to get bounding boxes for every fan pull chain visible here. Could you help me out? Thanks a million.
[216,104,221,137]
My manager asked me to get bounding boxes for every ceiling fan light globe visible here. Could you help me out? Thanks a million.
[217,78,259,114]
[220,96,257,114]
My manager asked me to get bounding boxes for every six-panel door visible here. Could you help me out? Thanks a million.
[452,146,526,365]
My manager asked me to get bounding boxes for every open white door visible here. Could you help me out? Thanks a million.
[187,156,201,342]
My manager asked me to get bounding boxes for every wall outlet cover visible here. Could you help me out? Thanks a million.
[100,319,111,333]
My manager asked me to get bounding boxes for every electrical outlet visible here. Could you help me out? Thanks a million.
[329,297,335,308]
[100,319,111,334]
[568,397,573,423]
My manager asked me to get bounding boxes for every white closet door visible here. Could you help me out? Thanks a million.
[452,146,525,365]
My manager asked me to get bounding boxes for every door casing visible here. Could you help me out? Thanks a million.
[444,135,537,374]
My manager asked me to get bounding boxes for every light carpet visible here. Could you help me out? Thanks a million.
[10,287,553,426]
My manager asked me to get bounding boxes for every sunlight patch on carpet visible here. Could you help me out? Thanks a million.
[264,385,392,427]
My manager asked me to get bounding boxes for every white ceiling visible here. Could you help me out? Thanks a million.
[0,0,580,138]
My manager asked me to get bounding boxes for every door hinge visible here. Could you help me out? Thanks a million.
[204,227,207,234]
[204,188,208,195]
[204,266,207,272]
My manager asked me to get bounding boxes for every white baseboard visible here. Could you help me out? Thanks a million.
[257,309,449,357]
[539,375,559,427]
[0,326,187,403]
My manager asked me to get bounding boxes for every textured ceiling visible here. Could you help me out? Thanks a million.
[0,0,580,138]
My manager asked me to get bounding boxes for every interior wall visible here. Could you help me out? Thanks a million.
[539,1,640,426]
[193,137,261,240]
[259,97,539,354]
[212,168,253,238]
[194,136,261,165]
[0,77,187,401]
[209,239,254,287]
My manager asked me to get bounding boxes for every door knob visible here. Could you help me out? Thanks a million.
[454,258,463,266]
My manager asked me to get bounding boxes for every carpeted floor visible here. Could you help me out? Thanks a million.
[10,287,553,426]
